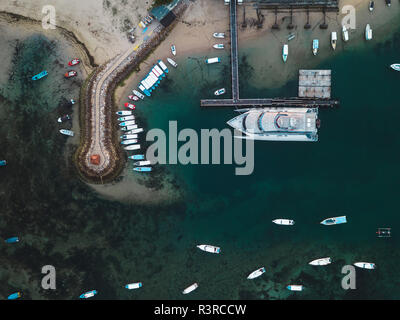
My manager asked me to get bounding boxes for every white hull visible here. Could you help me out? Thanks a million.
[365,24,372,40]
[342,26,349,42]
[59,129,74,137]
[331,32,337,50]
[122,125,138,131]
[309,257,331,266]
[124,144,140,151]
[167,58,178,68]
[134,160,151,166]
[247,267,266,279]
[287,285,303,291]
[390,64,400,71]
[125,282,142,289]
[354,262,375,269]
[182,283,198,294]
[126,128,144,134]
[197,244,221,254]
[121,139,138,145]
[121,134,138,139]
[272,219,294,225]
[213,33,225,39]
[116,110,132,116]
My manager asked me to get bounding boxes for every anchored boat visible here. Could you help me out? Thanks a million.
[134,160,151,166]
[213,32,225,39]
[121,139,138,145]
[247,267,266,280]
[116,110,132,116]
[213,44,224,49]
[320,216,347,225]
[122,125,138,131]
[197,244,220,254]
[32,70,48,81]
[68,59,80,66]
[214,88,226,96]
[390,64,400,71]
[288,33,296,41]
[128,95,139,101]
[354,262,375,269]
[227,107,319,142]
[272,219,294,225]
[59,129,74,137]
[128,154,144,160]
[8,292,21,300]
[206,57,221,64]
[287,285,303,291]
[124,144,140,151]
[386,0,391,6]
[118,115,135,122]
[312,39,319,55]
[282,44,288,62]
[182,283,198,294]
[167,58,178,68]
[126,128,143,134]
[342,25,349,42]
[133,90,144,100]
[125,103,136,110]
[125,282,142,290]
[5,237,19,243]
[57,115,71,123]
[133,167,152,172]
[331,32,337,50]
[79,290,97,299]
[365,24,372,40]
[121,134,138,140]
[0,160,6,166]
[369,1,374,11]
[64,70,77,78]
[119,120,136,127]
[377,227,391,238]
[309,257,331,266]
[171,45,176,56]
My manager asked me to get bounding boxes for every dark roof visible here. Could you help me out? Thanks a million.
[160,11,176,28]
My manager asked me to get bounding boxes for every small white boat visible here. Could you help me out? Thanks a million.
[122,125,138,131]
[342,25,349,42]
[369,1,374,12]
[171,44,176,56]
[213,32,225,39]
[126,128,144,134]
[272,219,294,226]
[386,0,391,7]
[365,24,372,40]
[120,134,138,140]
[354,262,376,269]
[390,64,400,71]
[132,90,144,100]
[282,44,288,62]
[309,257,332,266]
[287,285,303,291]
[119,120,136,127]
[118,115,135,121]
[331,31,337,50]
[214,88,226,96]
[167,58,178,68]
[124,144,140,151]
[197,244,221,254]
[312,39,319,56]
[247,267,266,280]
[125,282,142,290]
[182,283,198,295]
[320,216,347,225]
[206,57,221,64]
[134,160,151,166]
[128,154,144,160]
[59,129,74,137]
[213,44,224,49]
[116,110,132,116]
[121,139,138,145]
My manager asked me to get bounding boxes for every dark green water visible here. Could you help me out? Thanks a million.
[1,29,400,299]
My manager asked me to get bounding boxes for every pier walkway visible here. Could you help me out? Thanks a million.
[230,0,239,102]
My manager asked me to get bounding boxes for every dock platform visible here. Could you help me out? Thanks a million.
[298,69,331,99]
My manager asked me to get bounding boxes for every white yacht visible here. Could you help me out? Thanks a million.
[182,283,198,295]
[213,32,225,39]
[171,44,176,56]
[59,129,74,137]
[365,24,372,40]
[125,282,142,290]
[197,244,221,254]
[272,219,294,225]
[309,257,332,266]
[331,32,337,50]
[354,262,376,269]
[342,25,349,42]
[247,267,266,279]
[287,285,303,291]
[167,58,178,68]
[227,107,319,142]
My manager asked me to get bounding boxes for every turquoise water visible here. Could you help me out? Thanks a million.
[1,29,400,299]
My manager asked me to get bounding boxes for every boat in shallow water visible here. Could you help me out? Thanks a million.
[122,125,138,131]
[342,25,349,42]
[386,0,391,6]
[116,110,132,116]
[213,44,224,49]
[390,64,400,71]
[0,160,6,166]
[133,167,152,172]
[32,70,48,81]
[309,257,331,266]
[369,1,374,12]
[331,32,337,50]
[182,283,198,294]
[272,219,294,225]
[197,244,220,254]
[118,115,135,121]
[312,39,319,55]
[282,44,288,62]
[126,128,143,134]
[121,139,138,145]
[287,285,303,291]
[134,160,151,166]
[365,24,372,40]
[213,32,225,39]
[121,134,138,140]
[125,282,142,290]
[59,129,74,137]
[8,292,21,300]
[247,267,266,279]
[57,115,71,123]
[68,59,80,66]
[167,58,178,68]
[214,88,226,96]
[133,90,145,100]
[171,45,176,56]
[128,154,144,160]
[206,57,221,64]
[64,70,77,78]
[128,95,139,101]
[5,237,19,243]
[79,290,97,299]
[125,103,135,110]
[125,144,140,151]
[320,216,347,225]
[120,120,136,127]
[227,107,319,142]
[354,262,375,269]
